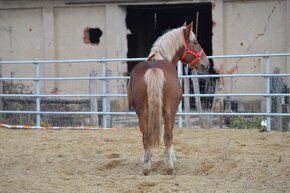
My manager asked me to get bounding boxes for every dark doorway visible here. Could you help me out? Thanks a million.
[126,2,213,73]
[126,3,217,109]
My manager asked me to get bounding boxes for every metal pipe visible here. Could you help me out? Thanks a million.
[2,73,290,82]
[34,62,41,128]
[2,93,290,98]
[102,61,108,128]
[1,110,290,117]
[177,61,183,128]
[0,93,127,97]
[264,52,271,131]
[0,58,147,64]
[0,76,130,81]
[0,52,289,65]
[179,73,290,78]
[207,52,290,59]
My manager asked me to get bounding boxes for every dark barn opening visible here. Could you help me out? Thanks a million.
[126,3,218,109]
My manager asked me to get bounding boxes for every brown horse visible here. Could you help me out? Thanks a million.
[127,22,209,175]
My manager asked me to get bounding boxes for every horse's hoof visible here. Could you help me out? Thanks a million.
[165,167,175,175]
[143,168,151,176]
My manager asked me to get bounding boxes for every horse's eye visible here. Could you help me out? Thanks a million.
[193,41,198,45]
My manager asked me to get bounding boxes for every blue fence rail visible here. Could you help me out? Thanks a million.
[0,52,290,131]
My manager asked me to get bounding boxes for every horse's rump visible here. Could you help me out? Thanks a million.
[144,67,165,147]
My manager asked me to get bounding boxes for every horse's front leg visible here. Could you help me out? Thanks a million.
[163,111,176,175]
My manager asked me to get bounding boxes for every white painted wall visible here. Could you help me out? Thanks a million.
[0,1,128,110]
[53,6,106,94]
[0,8,44,91]
[212,0,289,104]
[0,0,289,111]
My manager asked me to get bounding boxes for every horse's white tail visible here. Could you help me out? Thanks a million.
[144,68,165,148]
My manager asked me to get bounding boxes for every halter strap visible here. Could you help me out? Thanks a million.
[181,31,204,66]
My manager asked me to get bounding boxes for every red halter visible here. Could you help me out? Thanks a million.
[181,31,204,66]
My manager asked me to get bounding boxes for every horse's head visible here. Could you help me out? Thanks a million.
[180,22,210,71]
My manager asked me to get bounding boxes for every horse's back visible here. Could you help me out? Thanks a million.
[128,60,181,110]
[131,60,178,81]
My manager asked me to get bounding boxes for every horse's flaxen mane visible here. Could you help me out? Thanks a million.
[147,27,196,62]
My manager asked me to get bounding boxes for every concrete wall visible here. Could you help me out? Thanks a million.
[0,0,128,110]
[53,6,106,94]
[0,0,289,111]
[212,0,289,102]
[0,8,43,90]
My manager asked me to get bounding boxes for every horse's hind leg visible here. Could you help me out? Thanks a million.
[163,110,176,175]
[143,147,151,176]
[137,112,152,175]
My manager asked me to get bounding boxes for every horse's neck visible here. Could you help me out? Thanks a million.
[147,52,164,61]
[171,53,182,65]
[147,49,182,65]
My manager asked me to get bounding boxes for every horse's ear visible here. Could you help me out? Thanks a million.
[182,22,187,27]
[186,22,193,33]
[183,22,193,40]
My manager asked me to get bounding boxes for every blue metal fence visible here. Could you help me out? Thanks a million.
[0,52,290,131]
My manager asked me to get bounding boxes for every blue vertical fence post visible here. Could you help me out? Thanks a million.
[102,60,108,128]
[264,51,271,131]
[34,61,41,128]
[177,61,183,128]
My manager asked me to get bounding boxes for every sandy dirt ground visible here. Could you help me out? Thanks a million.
[0,127,290,193]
